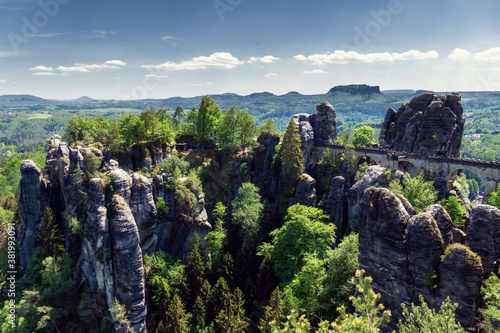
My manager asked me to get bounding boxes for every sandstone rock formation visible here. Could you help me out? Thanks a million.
[347,165,390,228]
[439,244,483,332]
[110,195,147,332]
[358,187,412,319]
[292,101,337,172]
[18,160,51,268]
[465,205,500,276]
[325,176,345,242]
[379,93,464,157]
[292,174,317,207]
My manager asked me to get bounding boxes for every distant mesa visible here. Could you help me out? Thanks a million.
[74,96,97,102]
[327,84,381,96]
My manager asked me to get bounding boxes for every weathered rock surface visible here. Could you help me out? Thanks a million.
[347,165,390,228]
[310,101,337,146]
[110,169,133,204]
[292,174,317,207]
[423,204,454,246]
[325,176,345,241]
[130,173,158,256]
[379,93,464,157]
[439,244,483,332]
[252,131,280,193]
[407,213,445,306]
[18,160,51,268]
[110,195,147,333]
[465,205,500,276]
[292,102,337,173]
[358,187,412,319]
[80,179,114,321]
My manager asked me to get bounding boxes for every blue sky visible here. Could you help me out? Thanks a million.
[1,0,500,99]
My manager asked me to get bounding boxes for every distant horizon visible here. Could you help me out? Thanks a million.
[1,0,500,100]
[3,85,500,102]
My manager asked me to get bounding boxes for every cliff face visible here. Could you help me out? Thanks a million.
[379,93,465,157]
[292,102,337,172]
[18,136,212,332]
[358,185,499,331]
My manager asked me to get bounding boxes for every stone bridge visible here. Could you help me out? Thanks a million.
[323,144,500,196]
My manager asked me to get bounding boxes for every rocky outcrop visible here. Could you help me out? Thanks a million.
[110,195,147,333]
[379,93,465,157]
[292,102,337,173]
[130,173,158,256]
[347,165,390,228]
[252,131,280,193]
[423,204,454,246]
[80,179,114,322]
[358,187,412,319]
[292,174,317,207]
[465,205,500,276]
[17,160,51,268]
[439,244,483,332]
[325,176,345,241]
[110,169,132,204]
[310,101,337,146]
[407,213,445,307]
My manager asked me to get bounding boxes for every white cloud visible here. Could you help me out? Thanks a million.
[0,80,6,83]
[141,52,244,71]
[264,73,278,78]
[303,69,327,74]
[193,82,218,86]
[475,47,500,62]
[294,49,438,65]
[248,55,281,64]
[145,74,168,78]
[33,32,67,38]
[160,36,177,41]
[57,60,126,73]
[32,72,69,76]
[0,51,21,57]
[84,30,115,39]
[29,65,53,72]
[448,48,471,61]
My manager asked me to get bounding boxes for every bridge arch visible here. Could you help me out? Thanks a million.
[398,161,418,177]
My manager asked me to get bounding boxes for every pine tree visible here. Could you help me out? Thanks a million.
[186,233,206,309]
[192,296,207,330]
[109,298,133,333]
[209,277,231,324]
[164,294,189,333]
[281,118,304,197]
[214,288,249,333]
[37,207,64,259]
[255,252,279,302]
[259,287,285,333]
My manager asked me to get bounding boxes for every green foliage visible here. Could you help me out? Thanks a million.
[214,287,249,333]
[281,119,304,197]
[140,106,160,140]
[159,155,190,176]
[318,233,359,319]
[486,187,500,210]
[355,162,370,181]
[283,252,327,317]
[231,183,263,251]
[390,172,437,213]
[481,273,500,332]
[397,294,465,333]
[352,125,376,147]
[83,152,101,176]
[109,298,134,333]
[37,207,64,259]
[441,196,466,228]
[260,118,280,135]
[197,95,222,144]
[120,113,146,146]
[156,197,170,216]
[215,106,257,151]
[330,269,391,332]
[259,287,285,333]
[186,233,206,309]
[259,204,334,282]
[143,250,185,292]
[204,202,228,271]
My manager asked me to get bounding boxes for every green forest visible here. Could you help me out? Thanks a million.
[0,93,499,332]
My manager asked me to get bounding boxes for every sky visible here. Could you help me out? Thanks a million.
[1,0,500,100]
